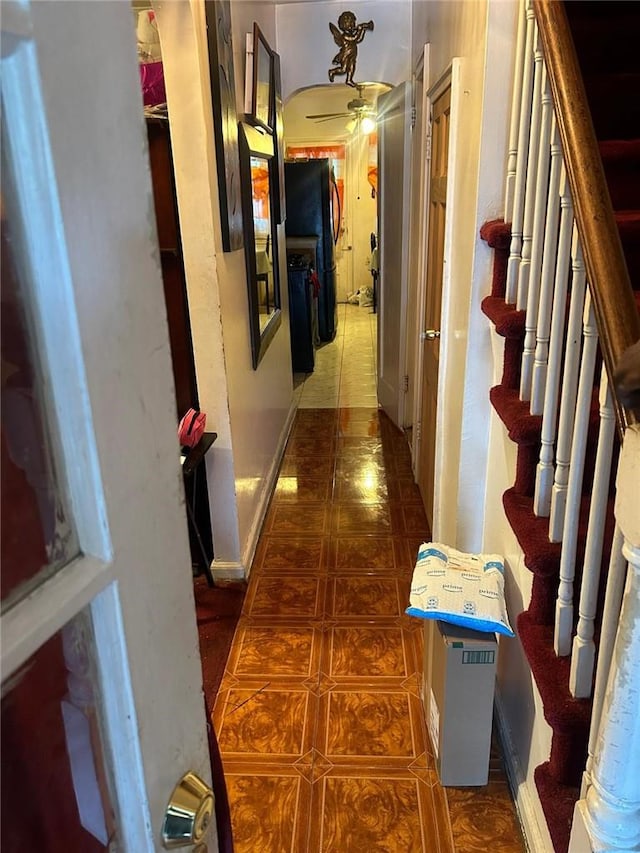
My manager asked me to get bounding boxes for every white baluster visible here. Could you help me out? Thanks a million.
[506,1,536,305]
[515,24,544,313]
[534,165,573,517]
[520,68,554,402]
[554,290,598,657]
[569,426,640,851]
[581,525,628,796]
[531,120,563,416]
[549,226,586,541]
[570,544,640,852]
[569,372,616,696]
[504,0,528,222]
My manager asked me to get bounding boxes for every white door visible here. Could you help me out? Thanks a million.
[1,4,216,852]
[377,82,412,428]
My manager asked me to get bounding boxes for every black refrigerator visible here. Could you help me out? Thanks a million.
[284,160,338,342]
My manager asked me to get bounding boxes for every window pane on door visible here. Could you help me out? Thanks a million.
[1,609,116,852]
[1,179,80,611]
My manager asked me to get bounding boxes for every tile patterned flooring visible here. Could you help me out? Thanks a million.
[213,306,525,852]
[293,303,378,409]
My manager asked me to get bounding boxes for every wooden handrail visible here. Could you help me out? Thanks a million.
[534,0,640,433]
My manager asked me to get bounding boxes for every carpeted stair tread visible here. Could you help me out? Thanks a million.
[481,296,524,338]
[490,385,541,445]
[503,488,561,577]
[534,763,580,853]
[479,218,511,250]
[502,486,614,584]
[519,612,591,792]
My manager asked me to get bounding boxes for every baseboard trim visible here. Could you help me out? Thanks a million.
[240,401,297,579]
[210,560,247,582]
[494,691,552,853]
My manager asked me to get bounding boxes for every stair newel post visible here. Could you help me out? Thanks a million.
[569,430,640,853]
[533,160,572,517]
[504,0,528,222]
[520,64,553,402]
[554,290,598,657]
[506,0,536,305]
[530,118,562,415]
[569,371,616,697]
[515,22,544,314]
[549,227,586,542]
[582,525,628,796]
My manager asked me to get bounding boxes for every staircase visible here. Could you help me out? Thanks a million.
[480,2,640,851]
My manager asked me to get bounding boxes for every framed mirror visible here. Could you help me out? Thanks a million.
[238,122,281,368]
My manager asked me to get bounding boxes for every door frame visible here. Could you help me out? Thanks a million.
[411,60,462,539]
[376,80,412,428]
[409,44,431,468]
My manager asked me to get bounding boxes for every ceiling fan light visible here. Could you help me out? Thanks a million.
[345,118,357,134]
[360,115,376,135]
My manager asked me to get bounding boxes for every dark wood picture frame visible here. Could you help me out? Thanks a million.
[271,52,286,224]
[250,23,273,132]
[238,122,282,369]
[204,0,243,251]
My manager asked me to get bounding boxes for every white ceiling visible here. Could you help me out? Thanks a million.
[283,82,391,142]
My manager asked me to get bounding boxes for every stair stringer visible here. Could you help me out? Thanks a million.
[482,327,556,853]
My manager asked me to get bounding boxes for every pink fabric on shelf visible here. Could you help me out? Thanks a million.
[139,61,166,107]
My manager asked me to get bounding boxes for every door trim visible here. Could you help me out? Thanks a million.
[411,59,452,480]
[411,59,463,540]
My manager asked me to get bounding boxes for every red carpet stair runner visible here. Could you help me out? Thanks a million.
[481,3,640,850]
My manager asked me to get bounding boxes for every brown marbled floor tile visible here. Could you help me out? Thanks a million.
[243,574,326,619]
[330,536,403,572]
[272,476,332,504]
[226,620,322,682]
[264,503,330,535]
[327,576,404,619]
[332,474,389,504]
[285,435,337,457]
[255,535,327,572]
[323,623,416,682]
[337,418,382,438]
[445,782,526,852]
[385,452,417,477]
[334,454,387,480]
[224,767,313,853]
[278,455,335,478]
[335,436,384,455]
[333,503,392,535]
[402,536,431,570]
[388,477,425,503]
[316,688,429,770]
[216,684,317,761]
[389,503,432,537]
[307,767,454,853]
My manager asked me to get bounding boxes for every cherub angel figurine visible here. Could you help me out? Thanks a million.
[328,11,374,87]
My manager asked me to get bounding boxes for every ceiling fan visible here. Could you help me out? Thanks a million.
[305,84,377,126]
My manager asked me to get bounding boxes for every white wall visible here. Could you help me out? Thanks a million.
[276,0,411,100]
[411,2,554,848]
[156,0,294,577]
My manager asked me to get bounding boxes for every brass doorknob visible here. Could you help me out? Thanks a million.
[420,329,440,341]
[162,771,215,849]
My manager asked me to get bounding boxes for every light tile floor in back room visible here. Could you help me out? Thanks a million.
[213,303,525,852]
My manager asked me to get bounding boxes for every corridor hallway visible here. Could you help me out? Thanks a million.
[212,305,524,852]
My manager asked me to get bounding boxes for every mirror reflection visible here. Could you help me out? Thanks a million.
[250,156,277,332]
[239,122,281,369]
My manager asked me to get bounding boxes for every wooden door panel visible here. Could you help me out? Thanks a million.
[418,88,451,527]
